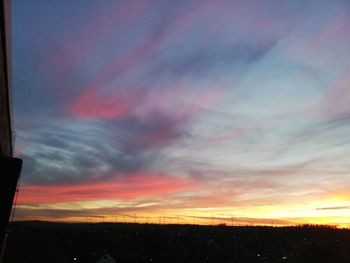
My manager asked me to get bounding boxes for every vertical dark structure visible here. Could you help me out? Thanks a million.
[0,0,22,258]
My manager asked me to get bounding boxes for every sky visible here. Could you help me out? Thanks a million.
[12,0,350,226]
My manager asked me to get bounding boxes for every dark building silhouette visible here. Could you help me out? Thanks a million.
[0,0,22,261]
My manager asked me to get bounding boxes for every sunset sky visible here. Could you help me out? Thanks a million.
[12,0,350,226]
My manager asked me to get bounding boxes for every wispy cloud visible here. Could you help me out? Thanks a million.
[18,172,196,204]
[316,206,350,211]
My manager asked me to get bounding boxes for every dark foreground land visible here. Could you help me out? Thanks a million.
[3,221,350,263]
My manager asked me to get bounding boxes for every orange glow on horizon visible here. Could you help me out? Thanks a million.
[14,200,350,228]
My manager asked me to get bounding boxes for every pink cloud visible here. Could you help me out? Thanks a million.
[45,0,153,70]
[69,84,185,120]
[321,73,350,119]
[286,8,350,68]
[18,172,196,204]
[310,10,350,50]
[69,86,136,119]
[185,86,230,114]
[90,34,162,86]
[127,117,186,148]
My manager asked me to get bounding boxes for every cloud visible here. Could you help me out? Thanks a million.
[13,0,350,224]
[285,2,350,71]
[14,0,290,125]
[18,172,196,204]
[151,40,277,80]
[316,206,350,211]
[321,72,350,120]
[39,0,155,73]
[17,122,159,185]
[69,86,137,119]
[179,215,293,226]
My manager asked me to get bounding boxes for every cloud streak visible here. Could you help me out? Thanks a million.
[18,172,196,204]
